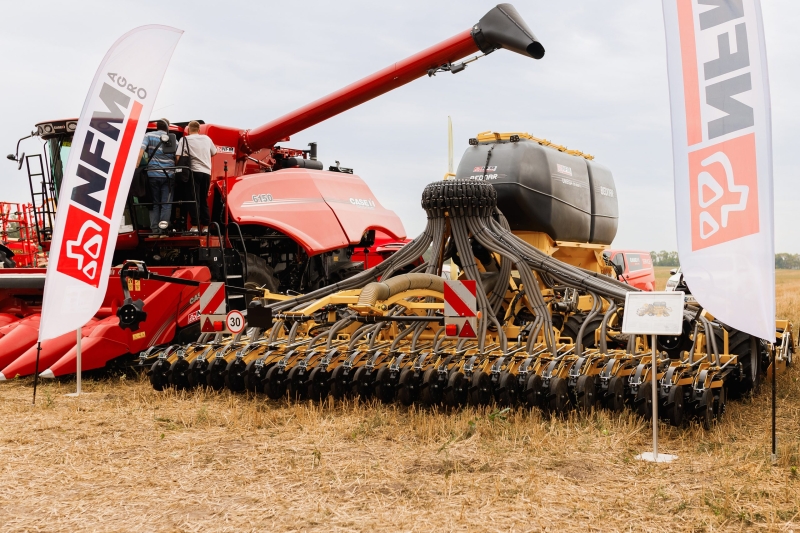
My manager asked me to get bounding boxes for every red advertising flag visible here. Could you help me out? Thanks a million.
[662,0,774,341]
[38,26,183,342]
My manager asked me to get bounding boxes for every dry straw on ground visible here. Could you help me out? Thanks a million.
[0,269,797,532]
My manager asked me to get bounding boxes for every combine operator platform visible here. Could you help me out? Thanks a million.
[140,177,794,428]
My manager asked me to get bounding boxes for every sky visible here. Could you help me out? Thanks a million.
[1,0,798,253]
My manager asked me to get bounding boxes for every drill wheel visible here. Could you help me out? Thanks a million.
[604,376,625,412]
[329,365,349,400]
[575,375,596,412]
[396,369,415,406]
[224,358,248,392]
[373,367,395,403]
[495,371,519,406]
[420,368,443,405]
[524,374,543,408]
[636,384,653,420]
[664,385,685,427]
[351,366,373,400]
[286,365,305,400]
[187,358,209,389]
[548,377,570,415]
[306,367,329,402]
[205,357,228,391]
[264,364,287,400]
[168,358,191,390]
[149,359,171,391]
[469,371,492,406]
[243,360,263,393]
[444,371,468,407]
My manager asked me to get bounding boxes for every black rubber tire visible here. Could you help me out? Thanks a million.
[396,369,414,406]
[244,252,279,293]
[562,314,603,351]
[548,377,570,415]
[604,376,625,412]
[264,364,286,400]
[243,360,262,393]
[286,365,305,400]
[224,358,247,392]
[575,375,596,412]
[725,332,764,399]
[329,365,348,400]
[205,357,227,391]
[636,382,653,420]
[150,359,171,391]
[168,358,191,390]
[469,371,492,406]
[306,367,328,402]
[187,358,208,389]
[495,371,518,406]
[351,366,372,400]
[665,384,685,427]
[420,368,441,405]
[373,367,394,403]
[174,322,201,345]
[444,371,467,407]
[698,388,714,430]
[524,374,543,408]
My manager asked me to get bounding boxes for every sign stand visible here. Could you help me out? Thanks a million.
[771,347,777,463]
[622,291,684,464]
[65,327,82,397]
[636,334,677,463]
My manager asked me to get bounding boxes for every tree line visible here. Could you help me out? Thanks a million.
[650,251,800,269]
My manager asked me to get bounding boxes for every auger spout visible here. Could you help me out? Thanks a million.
[239,3,544,154]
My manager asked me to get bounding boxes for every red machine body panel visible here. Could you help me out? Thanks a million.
[227,168,406,255]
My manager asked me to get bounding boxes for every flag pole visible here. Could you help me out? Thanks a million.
[32,342,42,405]
[76,327,82,395]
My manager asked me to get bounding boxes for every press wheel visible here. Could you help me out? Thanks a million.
[351,366,372,399]
[396,369,415,406]
[374,367,395,403]
[524,373,543,408]
[605,376,625,412]
[187,358,209,389]
[329,365,348,400]
[575,375,596,412]
[168,358,191,390]
[205,357,228,391]
[444,371,467,407]
[548,377,570,415]
[306,366,328,402]
[224,358,247,392]
[636,382,653,420]
[469,371,492,406]
[420,368,442,405]
[149,359,171,391]
[286,365,304,400]
[664,384,684,427]
[495,371,518,406]
[264,364,286,400]
[243,360,262,393]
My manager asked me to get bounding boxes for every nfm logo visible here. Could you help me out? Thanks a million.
[679,0,760,250]
[56,77,144,286]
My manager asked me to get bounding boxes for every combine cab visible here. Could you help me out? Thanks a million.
[1,3,548,378]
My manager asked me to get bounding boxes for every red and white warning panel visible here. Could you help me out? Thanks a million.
[444,280,477,338]
[200,282,228,333]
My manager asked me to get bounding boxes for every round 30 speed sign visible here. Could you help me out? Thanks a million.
[226,310,245,334]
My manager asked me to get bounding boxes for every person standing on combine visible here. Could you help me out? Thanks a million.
[176,121,216,234]
[138,119,175,236]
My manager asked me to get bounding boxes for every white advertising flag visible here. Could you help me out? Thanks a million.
[38,25,183,342]
[661,0,774,341]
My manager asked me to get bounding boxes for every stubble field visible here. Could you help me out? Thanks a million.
[0,269,797,532]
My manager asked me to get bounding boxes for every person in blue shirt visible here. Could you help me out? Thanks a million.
[138,119,175,235]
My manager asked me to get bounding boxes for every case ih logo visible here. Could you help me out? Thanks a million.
[56,78,144,287]
[677,0,759,250]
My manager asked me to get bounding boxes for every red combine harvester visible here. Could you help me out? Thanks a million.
[0,3,544,379]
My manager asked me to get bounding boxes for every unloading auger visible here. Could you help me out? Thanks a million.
[139,179,794,428]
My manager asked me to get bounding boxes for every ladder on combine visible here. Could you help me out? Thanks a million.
[25,154,57,246]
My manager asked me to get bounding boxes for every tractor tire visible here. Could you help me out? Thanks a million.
[562,313,603,351]
[723,331,765,399]
[244,253,279,293]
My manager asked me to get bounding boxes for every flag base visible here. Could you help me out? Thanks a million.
[636,452,677,463]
